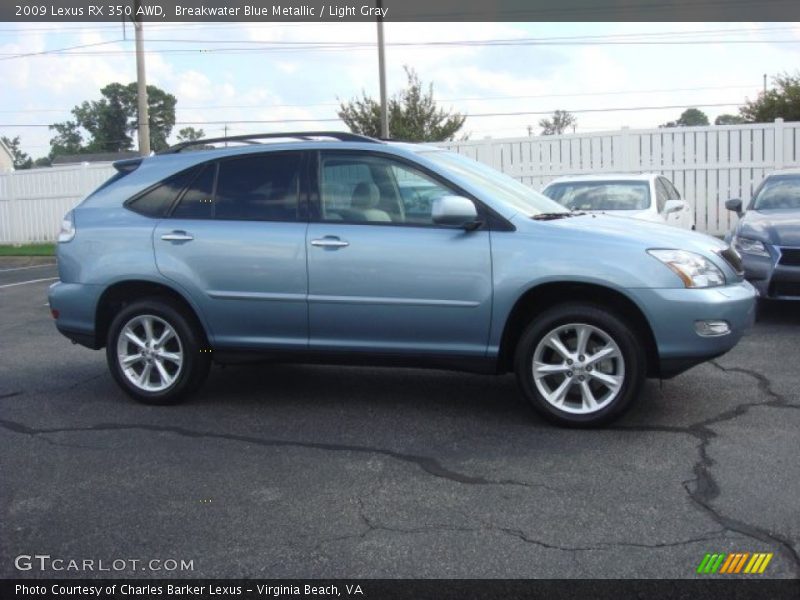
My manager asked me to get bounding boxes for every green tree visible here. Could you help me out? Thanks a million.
[50,82,177,156]
[740,73,800,123]
[1,135,33,169]
[539,110,576,135]
[72,82,132,152]
[338,67,466,142]
[48,121,84,158]
[176,127,205,143]
[661,108,709,128]
[715,114,747,125]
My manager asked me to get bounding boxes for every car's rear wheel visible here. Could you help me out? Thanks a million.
[515,303,645,427]
[106,298,210,405]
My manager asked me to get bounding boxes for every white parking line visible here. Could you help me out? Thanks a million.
[0,277,59,289]
[0,263,56,273]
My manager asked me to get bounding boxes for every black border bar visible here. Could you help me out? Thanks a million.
[3,579,800,600]
[4,0,800,22]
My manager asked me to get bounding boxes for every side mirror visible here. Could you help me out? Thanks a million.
[725,198,743,216]
[432,196,480,228]
[663,199,685,215]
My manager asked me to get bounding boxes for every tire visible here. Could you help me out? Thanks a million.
[514,303,645,427]
[106,297,211,405]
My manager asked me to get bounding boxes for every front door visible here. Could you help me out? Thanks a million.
[306,151,493,358]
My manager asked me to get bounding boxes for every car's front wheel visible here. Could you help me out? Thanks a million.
[106,298,210,405]
[515,303,645,427]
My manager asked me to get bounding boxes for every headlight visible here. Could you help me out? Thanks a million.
[648,249,725,288]
[732,235,769,257]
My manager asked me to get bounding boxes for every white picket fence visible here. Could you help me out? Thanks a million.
[441,118,800,235]
[1,119,799,242]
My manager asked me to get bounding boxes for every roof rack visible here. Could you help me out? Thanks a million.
[161,131,381,154]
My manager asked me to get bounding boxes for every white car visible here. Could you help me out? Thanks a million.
[541,173,695,230]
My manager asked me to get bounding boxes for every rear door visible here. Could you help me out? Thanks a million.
[306,151,493,358]
[153,152,309,350]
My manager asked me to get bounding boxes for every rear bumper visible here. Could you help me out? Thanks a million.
[631,280,757,378]
[48,281,102,349]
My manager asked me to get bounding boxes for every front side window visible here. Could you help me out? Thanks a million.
[543,181,651,211]
[664,179,681,200]
[654,179,669,213]
[319,153,457,225]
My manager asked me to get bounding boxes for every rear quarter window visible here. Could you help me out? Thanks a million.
[126,166,202,218]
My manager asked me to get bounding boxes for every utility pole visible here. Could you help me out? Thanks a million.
[133,1,151,156]
[763,73,767,94]
[376,0,389,138]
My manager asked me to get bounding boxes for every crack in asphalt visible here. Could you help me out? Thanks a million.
[311,497,730,554]
[0,391,22,399]
[613,361,800,576]
[0,417,557,492]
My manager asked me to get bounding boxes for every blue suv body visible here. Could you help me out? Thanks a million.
[49,132,756,426]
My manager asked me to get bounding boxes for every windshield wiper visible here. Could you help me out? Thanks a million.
[532,211,585,221]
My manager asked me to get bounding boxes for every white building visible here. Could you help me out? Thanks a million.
[0,138,13,172]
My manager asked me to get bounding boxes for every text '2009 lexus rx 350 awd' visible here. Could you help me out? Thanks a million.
[49,132,756,426]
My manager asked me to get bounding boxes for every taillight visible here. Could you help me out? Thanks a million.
[58,211,75,243]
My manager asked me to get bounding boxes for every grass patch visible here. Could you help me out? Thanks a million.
[0,243,56,256]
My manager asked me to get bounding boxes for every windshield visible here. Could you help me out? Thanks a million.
[421,150,567,216]
[543,181,651,211]
[753,175,800,210]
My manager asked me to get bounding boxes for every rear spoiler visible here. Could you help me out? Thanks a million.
[112,157,143,174]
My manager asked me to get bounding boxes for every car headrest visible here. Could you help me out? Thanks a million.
[351,182,380,209]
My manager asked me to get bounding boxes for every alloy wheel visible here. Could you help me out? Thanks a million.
[532,322,625,414]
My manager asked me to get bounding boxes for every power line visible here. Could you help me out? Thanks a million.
[0,83,759,115]
[3,29,800,59]
[0,102,747,129]
[0,38,125,60]
[5,38,800,58]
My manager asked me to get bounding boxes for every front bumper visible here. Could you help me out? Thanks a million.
[741,250,800,300]
[631,280,757,378]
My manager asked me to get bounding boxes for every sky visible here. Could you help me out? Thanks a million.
[1,21,800,159]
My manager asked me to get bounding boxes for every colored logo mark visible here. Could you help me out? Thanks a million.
[697,552,773,574]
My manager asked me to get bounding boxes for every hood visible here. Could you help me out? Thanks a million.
[737,209,800,247]
[513,212,726,256]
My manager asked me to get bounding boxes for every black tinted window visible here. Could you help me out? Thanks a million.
[172,165,215,219]
[128,166,199,217]
[214,154,302,221]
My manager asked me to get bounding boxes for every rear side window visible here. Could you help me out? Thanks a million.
[214,154,302,221]
[127,166,200,218]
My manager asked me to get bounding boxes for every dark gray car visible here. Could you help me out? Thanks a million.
[726,170,800,299]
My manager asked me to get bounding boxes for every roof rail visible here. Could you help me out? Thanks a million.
[161,131,381,154]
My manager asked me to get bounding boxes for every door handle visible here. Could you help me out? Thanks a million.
[311,237,349,248]
[161,231,194,242]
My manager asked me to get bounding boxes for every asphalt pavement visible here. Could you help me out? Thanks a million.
[1,258,798,579]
